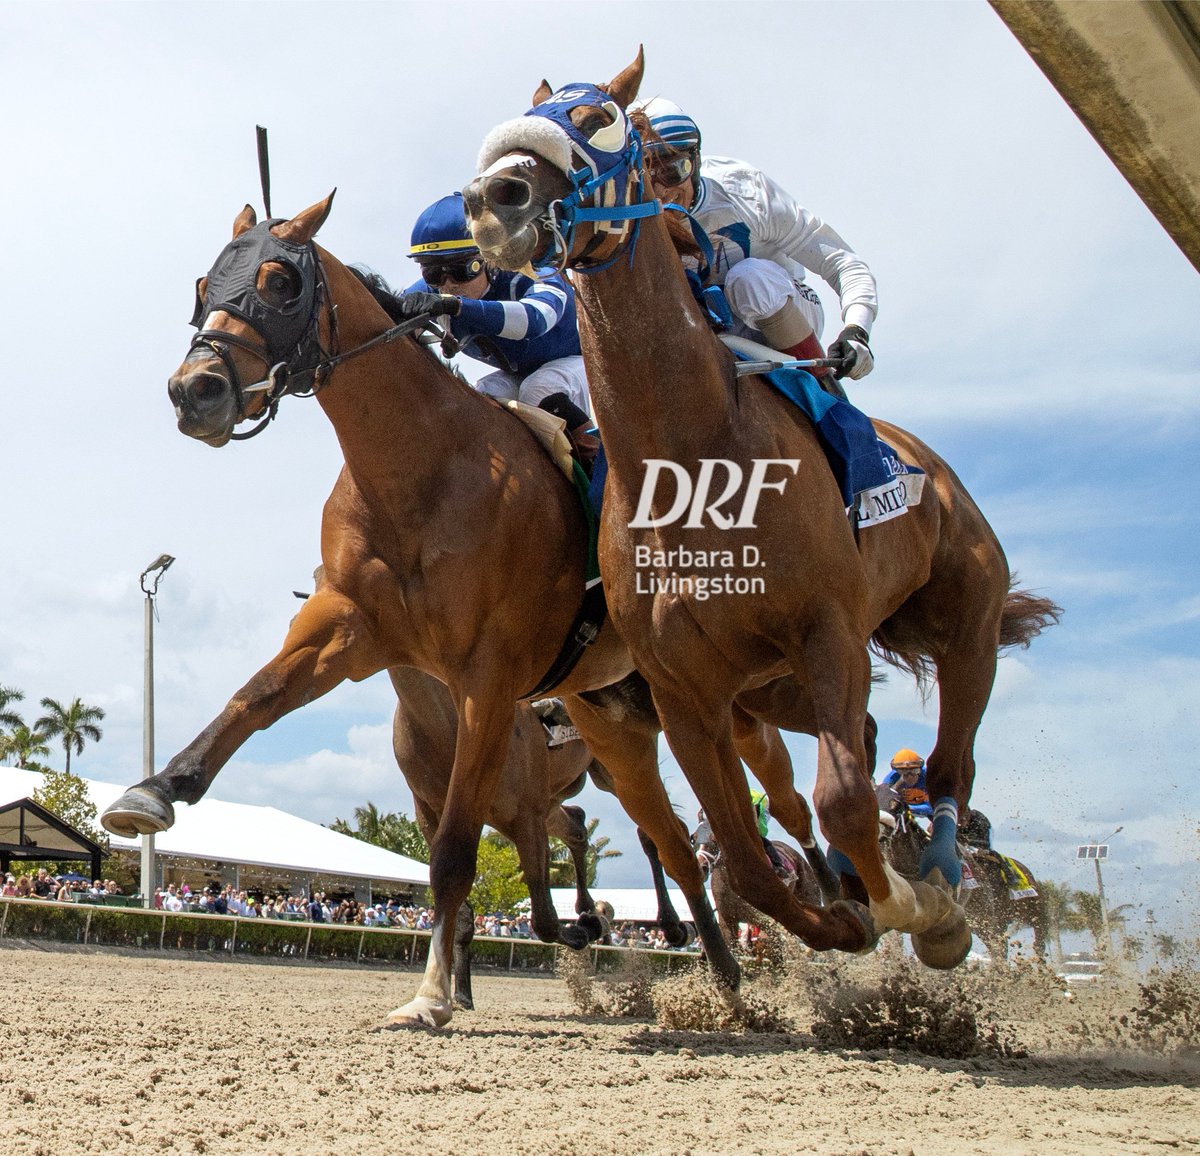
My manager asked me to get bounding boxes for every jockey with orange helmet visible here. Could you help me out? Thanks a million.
[630,96,877,384]
[882,748,934,818]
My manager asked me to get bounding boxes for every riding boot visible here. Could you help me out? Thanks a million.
[756,300,847,401]
[538,392,598,476]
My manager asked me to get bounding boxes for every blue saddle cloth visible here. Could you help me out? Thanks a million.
[746,356,913,508]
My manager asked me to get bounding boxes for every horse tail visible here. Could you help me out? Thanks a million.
[999,577,1062,651]
[869,620,937,695]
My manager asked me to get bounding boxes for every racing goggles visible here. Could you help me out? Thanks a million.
[647,149,697,188]
[420,256,485,286]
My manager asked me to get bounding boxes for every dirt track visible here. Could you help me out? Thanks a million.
[0,941,1196,1155]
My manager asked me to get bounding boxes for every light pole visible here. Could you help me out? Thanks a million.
[1093,825,1122,957]
[140,554,175,908]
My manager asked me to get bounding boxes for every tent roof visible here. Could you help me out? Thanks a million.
[0,795,103,861]
[0,769,429,886]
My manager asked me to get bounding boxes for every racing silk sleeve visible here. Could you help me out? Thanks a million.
[454,272,571,341]
[698,158,878,335]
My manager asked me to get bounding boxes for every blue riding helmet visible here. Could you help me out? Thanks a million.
[409,192,482,260]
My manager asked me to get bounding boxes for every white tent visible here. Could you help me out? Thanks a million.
[548,886,714,923]
[0,767,429,888]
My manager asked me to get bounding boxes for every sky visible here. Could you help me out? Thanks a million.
[1,1,1197,941]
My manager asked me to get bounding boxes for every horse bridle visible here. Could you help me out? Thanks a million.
[482,82,663,275]
[189,220,433,439]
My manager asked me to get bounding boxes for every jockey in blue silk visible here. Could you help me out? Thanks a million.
[392,192,595,461]
[630,97,877,385]
[882,748,934,819]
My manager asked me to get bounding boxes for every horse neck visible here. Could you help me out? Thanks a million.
[311,252,481,497]
[573,215,731,463]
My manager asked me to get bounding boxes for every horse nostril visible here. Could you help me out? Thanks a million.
[189,372,228,403]
[486,175,532,210]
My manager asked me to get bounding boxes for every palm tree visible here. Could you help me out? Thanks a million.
[0,723,52,769]
[1039,880,1087,961]
[0,685,25,732]
[548,816,624,888]
[34,696,105,774]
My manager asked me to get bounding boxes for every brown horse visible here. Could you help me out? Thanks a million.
[98,195,831,1026]
[390,665,617,1009]
[463,49,1059,970]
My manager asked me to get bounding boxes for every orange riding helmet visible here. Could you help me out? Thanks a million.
[889,748,925,771]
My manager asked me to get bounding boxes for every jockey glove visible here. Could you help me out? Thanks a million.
[395,291,462,319]
[829,324,874,380]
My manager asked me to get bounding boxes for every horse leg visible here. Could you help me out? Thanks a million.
[387,690,518,1029]
[911,634,1001,967]
[729,698,869,902]
[102,588,385,837]
[410,796,479,1010]
[547,803,604,941]
[563,693,740,990]
[503,805,593,951]
[654,686,873,954]
[635,828,690,947]
[798,632,966,963]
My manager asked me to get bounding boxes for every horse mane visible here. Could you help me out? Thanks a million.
[348,265,474,388]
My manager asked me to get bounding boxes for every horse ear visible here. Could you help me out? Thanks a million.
[272,190,337,246]
[532,79,553,106]
[605,46,645,109]
[233,204,257,238]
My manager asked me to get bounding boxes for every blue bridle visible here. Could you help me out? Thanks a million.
[520,82,662,273]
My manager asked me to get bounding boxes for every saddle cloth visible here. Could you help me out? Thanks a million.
[722,335,925,529]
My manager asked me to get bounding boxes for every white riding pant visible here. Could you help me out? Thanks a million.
[723,258,825,343]
[475,355,592,417]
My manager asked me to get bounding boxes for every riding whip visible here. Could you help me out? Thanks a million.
[256,125,272,218]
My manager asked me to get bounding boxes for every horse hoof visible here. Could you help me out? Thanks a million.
[661,920,690,949]
[452,995,474,1012]
[829,899,880,954]
[576,912,604,942]
[559,923,592,951]
[101,788,175,838]
[384,997,452,1029]
[910,903,972,970]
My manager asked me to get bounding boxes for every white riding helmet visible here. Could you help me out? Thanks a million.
[630,96,702,152]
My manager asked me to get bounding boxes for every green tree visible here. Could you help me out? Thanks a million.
[35,696,105,774]
[32,769,103,844]
[0,723,52,769]
[329,802,430,862]
[22,767,106,877]
[0,685,25,732]
[470,831,528,915]
[547,815,624,888]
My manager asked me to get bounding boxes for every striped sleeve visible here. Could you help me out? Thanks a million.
[456,278,569,341]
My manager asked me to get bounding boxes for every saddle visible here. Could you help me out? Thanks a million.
[719,334,926,530]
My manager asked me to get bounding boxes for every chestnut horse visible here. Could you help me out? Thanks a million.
[464,50,1059,970]
[99,195,835,1025]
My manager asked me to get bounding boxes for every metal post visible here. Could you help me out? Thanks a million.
[1093,856,1112,957]
[139,554,174,910]
[141,587,155,908]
